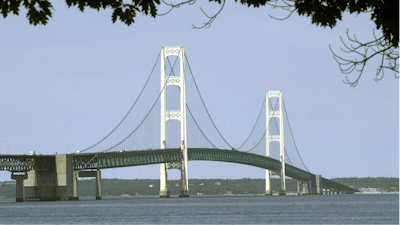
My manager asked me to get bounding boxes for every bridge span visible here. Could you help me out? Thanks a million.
[0,45,358,201]
[1,149,356,201]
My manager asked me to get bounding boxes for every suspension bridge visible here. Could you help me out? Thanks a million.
[0,45,357,202]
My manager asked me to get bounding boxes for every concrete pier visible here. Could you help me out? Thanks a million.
[314,175,322,194]
[179,190,189,198]
[302,181,309,194]
[159,190,170,198]
[297,180,301,195]
[24,154,77,201]
[96,170,102,200]
[20,154,104,201]
[73,170,79,200]
[79,170,102,200]
[11,173,28,202]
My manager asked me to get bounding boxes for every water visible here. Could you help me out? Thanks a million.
[0,194,398,224]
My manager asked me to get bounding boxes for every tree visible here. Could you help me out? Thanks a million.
[0,0,398,86]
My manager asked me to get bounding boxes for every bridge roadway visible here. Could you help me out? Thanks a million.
[0,148,357,194]
[73,148,356,193]
[74,148,312,181]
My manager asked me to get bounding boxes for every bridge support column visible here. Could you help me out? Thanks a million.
[72,171,79,200]
[23,155,76,201]
[79,170,102,200]
[96,170,102,200]
[265,171,272,195]
[279,171,286,195]
[314,175,322,194]
[11,173,28,202]
[297,180,301,195]
[179,142,189,198]
[302,181,309,194]
[159,163,170,198]
[159,45,189,198]
[266,90,286,196]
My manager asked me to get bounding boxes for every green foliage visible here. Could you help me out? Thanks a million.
[0,0,160,26]
[0,181,16,198]
[0,0,397,85]
[91,178,300,196]
[0,178,398,198]
[74,177,400,197]
[0,0,398,48]
[293,0,398,48]
[0,0,400,47]
[331,177,399,191]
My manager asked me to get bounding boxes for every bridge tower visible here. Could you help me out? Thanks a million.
[159,45,189,198]
[265,90,286,195]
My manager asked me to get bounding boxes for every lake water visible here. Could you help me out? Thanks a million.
[0,194,398,224]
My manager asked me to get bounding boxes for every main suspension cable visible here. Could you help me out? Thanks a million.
[186,104,218,148]
[237,96,266,150]
[79,52,161,153]
[244,100,278,153]
[185,54,234,149]
[166,53,217,149]
[283,98,310,172]
[98,47,183,153]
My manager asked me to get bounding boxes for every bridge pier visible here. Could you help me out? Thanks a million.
[24,154,77,201]
[96,170,102,200]
[297,180,301,195]
[307,175,322,195]
[79,170,102,200]
[73,171,79,200]
[302,181,309,194]
[314,175,322,194]
[278,172,286,195]
[159,163,170,198]
[11,173,28,202]
[265,171,272,195]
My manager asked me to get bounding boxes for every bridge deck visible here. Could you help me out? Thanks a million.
[0,149,357,193]
[73,148,313,181]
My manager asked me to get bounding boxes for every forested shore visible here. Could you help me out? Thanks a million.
[0,177,398,198]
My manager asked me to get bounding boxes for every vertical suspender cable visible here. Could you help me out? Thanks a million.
[282,98,310,172]
[244,100,278,153]
[79,52,161,153]
[185,54,234,149]
[237,96,266,150]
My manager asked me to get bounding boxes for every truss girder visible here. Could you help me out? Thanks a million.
[0,150,356,193]
[0,155,55,172]
[72,148,313,180]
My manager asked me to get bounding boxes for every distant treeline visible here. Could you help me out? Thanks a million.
[331,177,399,191]
[0,177,398,198]
[82,178,299,197]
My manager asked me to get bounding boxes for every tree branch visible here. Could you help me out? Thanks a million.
[157,0,196,16]
[330,30,399,87]
[267,0,296,20]
[192,0,225,29]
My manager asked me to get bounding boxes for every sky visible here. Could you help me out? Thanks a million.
[0,1,398,182]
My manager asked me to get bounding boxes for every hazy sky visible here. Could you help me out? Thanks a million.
[0,1,398,181]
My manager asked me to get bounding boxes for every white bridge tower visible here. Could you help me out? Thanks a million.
[265,90,286,195]
[159,45,189,198]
